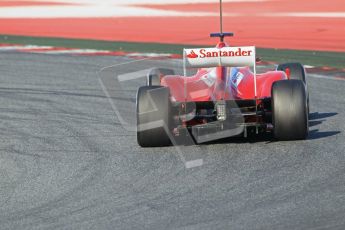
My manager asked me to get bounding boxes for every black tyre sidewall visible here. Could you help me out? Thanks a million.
[272,80,308,140]
[136,86,172,147]
[277,62,310,114]
[277,62,306,83]
[147,68,175,86]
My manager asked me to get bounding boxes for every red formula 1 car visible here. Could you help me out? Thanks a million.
[136,7,308,147]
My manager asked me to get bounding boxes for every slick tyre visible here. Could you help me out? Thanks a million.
[272,80,309,140]
[147,68,175,86]
[277,62,310,114]
[277,62,306,83]
[136,86,172,147]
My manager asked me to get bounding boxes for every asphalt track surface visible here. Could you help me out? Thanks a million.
[0,52,344,230]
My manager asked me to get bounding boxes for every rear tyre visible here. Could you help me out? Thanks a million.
[136,86,172,147]
[147,68,175,86]
[277,62,306,83]
[277,62,309,114]
[272,80,308,140]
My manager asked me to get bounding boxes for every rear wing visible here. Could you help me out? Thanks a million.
[183,46,257,98]
[183,46,256,69]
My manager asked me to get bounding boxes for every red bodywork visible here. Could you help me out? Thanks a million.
[161,42,287,103]
[162,66,287,102]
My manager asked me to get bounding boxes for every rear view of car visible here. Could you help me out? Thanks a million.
[136,41,309,147]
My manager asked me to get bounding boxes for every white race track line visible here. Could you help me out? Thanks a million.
[0,0,264,18]
[1,7,344,18]
[0,45,53,50]
[23,0,267,4]
[0,0,343,18]
[0,6,220,18]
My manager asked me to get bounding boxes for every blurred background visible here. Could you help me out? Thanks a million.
[0,0,344,66]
